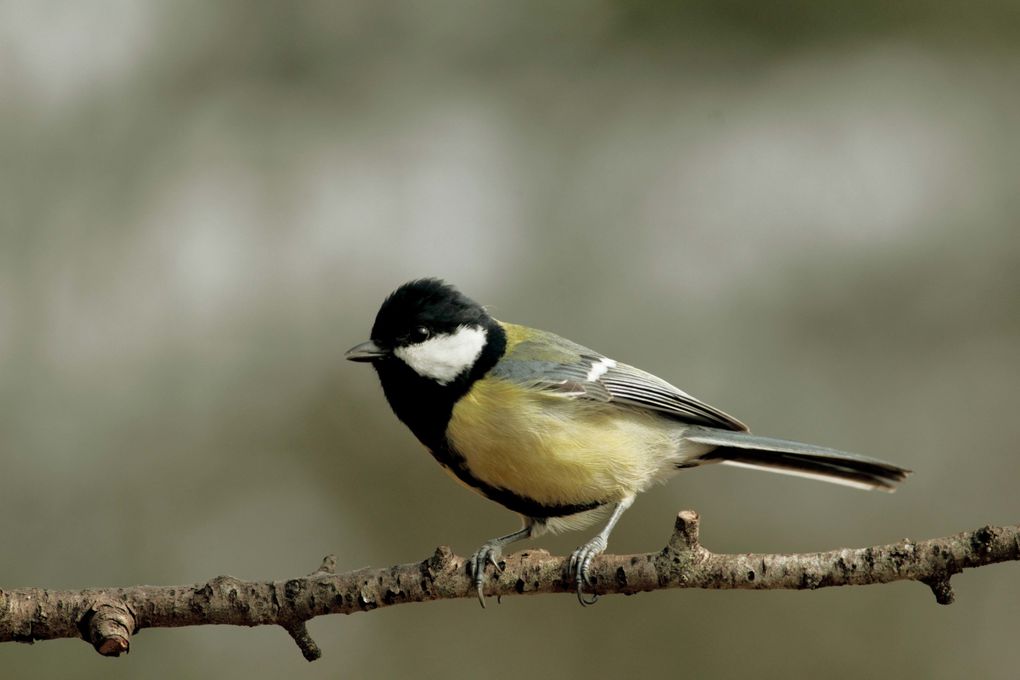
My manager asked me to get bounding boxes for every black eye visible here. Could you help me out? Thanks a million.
[409,326,431,343]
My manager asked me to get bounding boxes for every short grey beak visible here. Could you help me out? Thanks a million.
[345,340,388,362]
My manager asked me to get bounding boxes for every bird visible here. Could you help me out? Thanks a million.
[346,278,910,605]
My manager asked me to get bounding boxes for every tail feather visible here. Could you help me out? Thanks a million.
[683,427,910,492]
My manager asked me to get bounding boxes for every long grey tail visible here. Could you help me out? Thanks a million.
[683,427,910,492]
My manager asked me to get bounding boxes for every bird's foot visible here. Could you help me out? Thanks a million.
[468,542,506,608]
[568,535,608,606]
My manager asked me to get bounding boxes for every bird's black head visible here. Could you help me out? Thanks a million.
[346,279,507,447]
[370,278,492,354]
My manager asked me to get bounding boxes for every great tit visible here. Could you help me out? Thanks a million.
[346,278,909,605]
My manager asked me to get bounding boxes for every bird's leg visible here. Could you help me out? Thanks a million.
[568,496,634,606]
[469,524,533,607]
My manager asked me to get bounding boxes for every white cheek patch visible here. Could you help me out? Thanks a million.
[394,325,488,385]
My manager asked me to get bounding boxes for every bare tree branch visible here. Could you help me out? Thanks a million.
[2,511,1017,662]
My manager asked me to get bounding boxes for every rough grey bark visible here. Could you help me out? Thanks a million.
[2,511,1017,662]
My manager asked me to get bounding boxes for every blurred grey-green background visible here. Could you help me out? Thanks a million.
[2,1,1018,678]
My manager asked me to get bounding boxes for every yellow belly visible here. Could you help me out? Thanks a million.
[446,377,681,507]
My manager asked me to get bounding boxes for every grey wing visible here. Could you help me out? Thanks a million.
[597,361,747,431]
[491,329,747,431]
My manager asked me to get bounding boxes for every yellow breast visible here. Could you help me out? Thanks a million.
[446,376,678,508]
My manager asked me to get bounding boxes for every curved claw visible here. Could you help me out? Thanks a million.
[568,537,607,606]
[469,544,504,608]
[467,525,535,608]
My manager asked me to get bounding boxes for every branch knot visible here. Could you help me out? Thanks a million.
[79,599,135,657]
